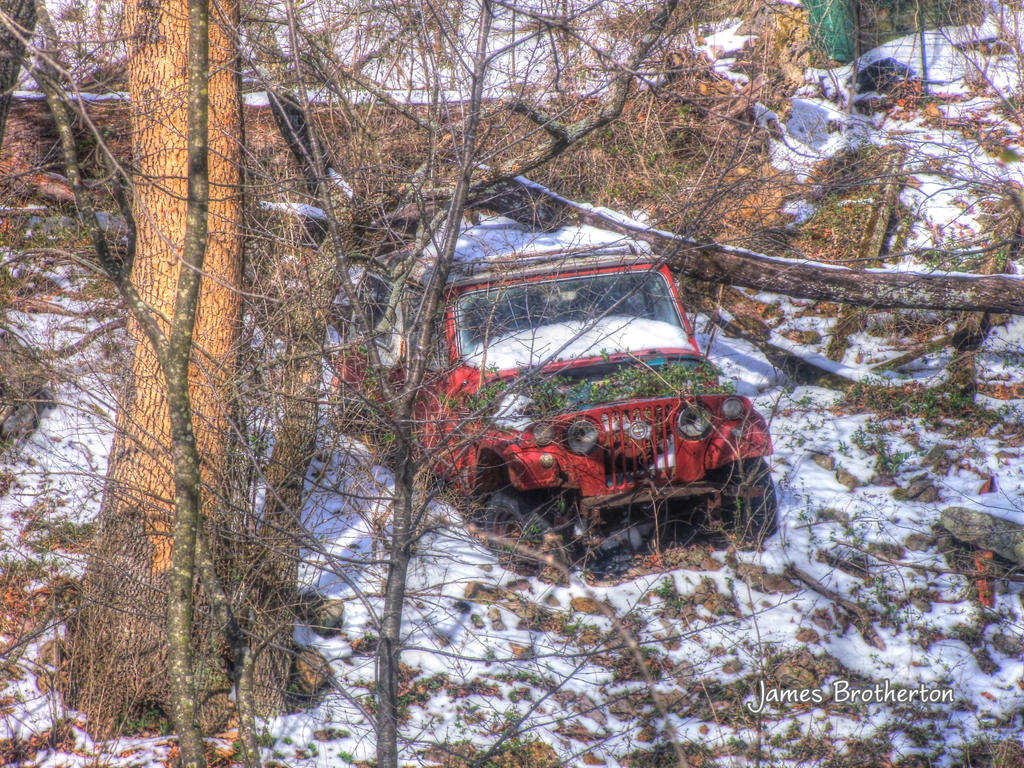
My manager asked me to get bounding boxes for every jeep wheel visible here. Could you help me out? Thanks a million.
[478,490,560,572]
[717,458,778,548]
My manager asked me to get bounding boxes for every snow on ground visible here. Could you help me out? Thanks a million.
[5,2,1024,766]
[3,241,1023,766]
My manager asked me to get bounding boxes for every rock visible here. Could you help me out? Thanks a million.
[857,58,916,94]
[991,632,1024,657]
[911,595,932,612]
[940,506,1024,566]
[463,581,501,602]
[775,652,819,689]
[310,598,345,635]
[506,597,555,631]
[796,627,820,643]
[570,596,603,615]
[811,452,835,471]
[811,609,833,630]
[736,563,798,594]
[819,507,850,524]
[904,532,935,552]
[721,659,743,674]
[292,647,332,695]
[923,443,953,470]
[868,541,905,560]
[27,171,75,204]
[905,474,940,503]
[835,468,862,491]
[487,606,505,631]
[508,642,532,659]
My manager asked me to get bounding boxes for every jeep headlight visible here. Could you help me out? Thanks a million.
[721,397,745,421]
[567,419,600,454]
[677,404,712,439]
[532,422,555,446]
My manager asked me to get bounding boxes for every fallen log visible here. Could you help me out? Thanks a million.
[511,178,1024,316]
[785,564,887,651]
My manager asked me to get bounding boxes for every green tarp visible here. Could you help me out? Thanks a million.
[805,0,856,62]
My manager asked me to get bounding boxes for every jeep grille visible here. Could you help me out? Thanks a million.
[599,405,675,490]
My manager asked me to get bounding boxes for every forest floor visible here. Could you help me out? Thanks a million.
[4,2,1024,767]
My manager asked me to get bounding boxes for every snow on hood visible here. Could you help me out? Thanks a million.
[422,215,649,266]
[465,314,696,370]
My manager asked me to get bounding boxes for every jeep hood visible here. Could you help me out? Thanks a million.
[464,315,697,371]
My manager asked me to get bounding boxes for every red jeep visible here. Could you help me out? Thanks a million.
[414,247,777,557]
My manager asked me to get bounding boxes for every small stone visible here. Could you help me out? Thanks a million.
[905,474,939,503]
[464,581,501,602]
[311,598,345,635]
[911,597,932,612]
[775,654,818,689]
[870,472,896,487]
[737,563,798,594]
[722,659,743,674]
[836,468,862,491]
[811,453,835,471]
[487,606,505,631]
[819,507,850,524]
[868,541,905,560]
[796,627,820,643]
[811,609,834,630]
[470,613,485,629]
[991,632,1024,657]
[570,596,603,614]
[505,578,531,592]
[293,647,332,695]
[923,443,952,469]
[508,642,532,659]
[904,532,935,551]
[313,727,348,741]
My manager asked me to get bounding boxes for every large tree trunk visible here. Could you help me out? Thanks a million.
[239,211,343,714]
[0,0,36,150]
[64,0,244,735]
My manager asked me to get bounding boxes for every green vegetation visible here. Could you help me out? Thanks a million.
[841,378,1002,433]
[850,422,911,476]
[471,360,732,420]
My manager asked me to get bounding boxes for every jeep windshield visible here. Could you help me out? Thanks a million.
[456,270,695,370]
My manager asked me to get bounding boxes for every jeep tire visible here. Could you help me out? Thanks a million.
[717,457,778,548]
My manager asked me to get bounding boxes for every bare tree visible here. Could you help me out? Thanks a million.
[0,0,37,149]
